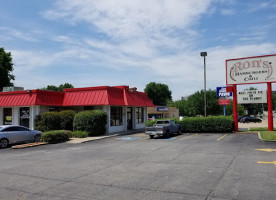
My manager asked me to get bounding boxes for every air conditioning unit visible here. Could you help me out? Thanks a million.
[2,86,24,92]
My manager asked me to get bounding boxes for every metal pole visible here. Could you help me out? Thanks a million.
[204,56,207,117]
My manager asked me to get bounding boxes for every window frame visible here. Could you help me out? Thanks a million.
[110,106,123,126]
[136,107,144,124]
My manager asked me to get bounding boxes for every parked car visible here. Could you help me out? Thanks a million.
[240,117,262,123]
[145,120,181,139]
[0,125,42,148]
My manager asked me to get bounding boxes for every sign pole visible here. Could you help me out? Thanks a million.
[267,83,273,131]
[233,84,238,132]
[223,105,226,116]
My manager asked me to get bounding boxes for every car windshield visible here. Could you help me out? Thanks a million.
[0,126,4,131]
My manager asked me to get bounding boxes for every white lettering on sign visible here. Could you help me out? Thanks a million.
[237,90,267,104]
[226,55,276,85]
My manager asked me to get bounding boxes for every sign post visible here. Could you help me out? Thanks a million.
[217,87,232,116]
[226,54,276,132]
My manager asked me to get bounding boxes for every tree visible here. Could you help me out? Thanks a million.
[41,83,74,92]
[144,82,172,106]
[0,47,15,91]
[187,89,222,116]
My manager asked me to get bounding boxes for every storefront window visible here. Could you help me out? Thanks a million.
[3,108,12,125]
[110,106,122,126]
[136,107,144,123]
[20,107,30,128]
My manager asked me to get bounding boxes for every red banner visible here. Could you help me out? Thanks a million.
[219,99,230,105]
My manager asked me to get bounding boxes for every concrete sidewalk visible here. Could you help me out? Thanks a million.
[66,129,144,144]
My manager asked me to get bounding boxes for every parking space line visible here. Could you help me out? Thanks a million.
[179,134,198,140]
[217,134,228,141]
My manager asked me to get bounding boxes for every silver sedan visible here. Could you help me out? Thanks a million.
[0,125,42,148]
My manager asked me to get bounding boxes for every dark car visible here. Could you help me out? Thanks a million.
[240,117,262,123]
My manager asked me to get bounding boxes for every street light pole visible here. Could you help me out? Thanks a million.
[200,52,207,117]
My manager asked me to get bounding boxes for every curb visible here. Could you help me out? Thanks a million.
[257,132,276,142]
[12,142,48,149]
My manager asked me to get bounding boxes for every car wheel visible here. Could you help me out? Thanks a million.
[150,135,154,139]
[0,138,9,149]
[246,121,249,123]
[258,121,262,123]
[33,135,41,143]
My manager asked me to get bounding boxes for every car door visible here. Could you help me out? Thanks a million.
[17,126,33,142]
[1,127,22,144]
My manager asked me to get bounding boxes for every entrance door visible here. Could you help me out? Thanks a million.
[127,107,133,130]
[20,107,30,128]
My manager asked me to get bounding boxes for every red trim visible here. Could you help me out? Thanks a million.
[267,83,274,131]
[226,54,276,62]
[233,85,238,132]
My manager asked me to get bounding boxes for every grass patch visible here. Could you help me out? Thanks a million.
[249,127,276,131]
[260,131,276,141]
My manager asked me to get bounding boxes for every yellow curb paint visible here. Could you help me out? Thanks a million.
[217,134,228,141]
[179,134,198,140]
[256,149,276,152]
[257,161,276,165]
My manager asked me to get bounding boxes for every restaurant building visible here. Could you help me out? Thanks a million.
[0,86,154,134]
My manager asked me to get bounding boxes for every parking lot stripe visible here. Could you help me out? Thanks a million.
[257,161,276,165]
[179,134,198,140]
[217,134,228,141]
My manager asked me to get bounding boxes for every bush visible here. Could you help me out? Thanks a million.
[35,110,76,132]
[35,112,61,132]
[41,130,71,143]
[146,120,157,127]
[179,116,234,133]
[70,131,88,138]
[73,110,107,136]
[60,110,76,131]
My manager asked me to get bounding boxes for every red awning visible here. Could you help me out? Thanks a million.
[0,86,154,107]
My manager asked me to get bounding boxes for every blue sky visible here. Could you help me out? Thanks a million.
[1,0,276,99]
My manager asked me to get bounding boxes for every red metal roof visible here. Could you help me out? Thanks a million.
[0,86,154,107]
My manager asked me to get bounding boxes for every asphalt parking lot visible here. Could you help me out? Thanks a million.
[1,132,276,200]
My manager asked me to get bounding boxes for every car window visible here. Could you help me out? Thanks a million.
[17,127,29,131]
[3,127,20,132]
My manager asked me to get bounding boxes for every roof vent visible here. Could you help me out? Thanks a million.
[129,87,137,92]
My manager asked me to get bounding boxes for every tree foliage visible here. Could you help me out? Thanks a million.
[169,89,244,117]
[0,47,15,91]
[41,83,74,92]
[144,82,172,106]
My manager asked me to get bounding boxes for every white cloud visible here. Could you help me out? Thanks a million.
[43,0,213,39]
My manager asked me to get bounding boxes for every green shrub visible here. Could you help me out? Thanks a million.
[146,120,157,127]
[73,110,107,136]
[41,130,71,143]
[70,131,88,138]
[60,110,76,131]
[35,112,61,132]
[179,116,234,133]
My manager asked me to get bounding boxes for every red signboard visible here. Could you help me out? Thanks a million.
[219,99,230,105]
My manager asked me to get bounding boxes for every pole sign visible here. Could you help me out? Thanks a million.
[226,55,276,85]
[216,87,232,97]
[237,90,267,104]
[219,98,230,105]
